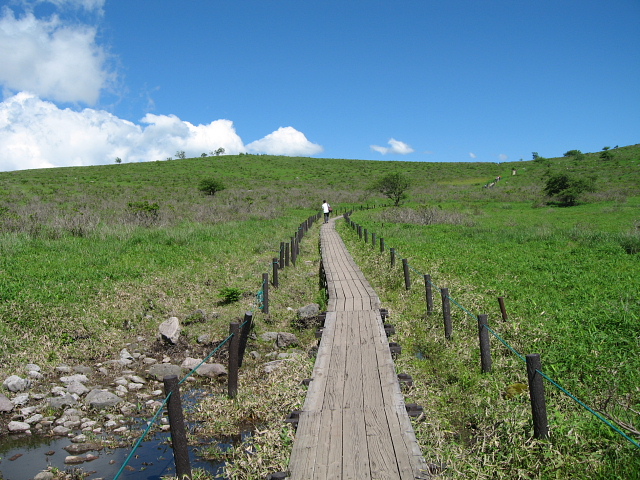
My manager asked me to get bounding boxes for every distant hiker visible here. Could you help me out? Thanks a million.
[322,200,332,224]
[512,168,516,175]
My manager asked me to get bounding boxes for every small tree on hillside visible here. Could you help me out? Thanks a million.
[600,146,614,161]
[198,178,225,196]
[176,150,186,159]
[543,173,595,206]
[373,172,411,206]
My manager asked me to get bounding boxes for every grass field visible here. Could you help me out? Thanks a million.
[1,144,639,478]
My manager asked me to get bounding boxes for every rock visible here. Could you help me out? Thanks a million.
[3,375,30,392]
[34,472,55,480]
[60,374,89,384]
[147,363,182,381]
[65,455,85,464]
[49,394,78,409]
[56,365,73,374]
[85,389,123,409]
[25,414,43,424]
[181,357,202,370]
[260,332,279,342]
[263,360,287,374]
[71,434,88,443]
[28,371,44,380]
[250,351,260,360]
[52,425,72,435]
[298,303,320,319]
[64,442,101,454]
[73,365,94,375]
[143,357,157,365]
[67,382,90,396]
[12,393,29,405]
[159,317,181,344]
[128,375,146,384]
[197,334,212,344]
[8,421,30,433]
[25,363,41,372]
[277,332,299,348]
[196,363,227,379]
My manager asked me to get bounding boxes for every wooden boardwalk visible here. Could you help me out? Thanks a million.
[287,218,429,479]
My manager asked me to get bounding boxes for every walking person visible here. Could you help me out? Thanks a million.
[322,200,331,224]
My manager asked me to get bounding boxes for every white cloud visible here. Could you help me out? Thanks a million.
[498,153,508,161]
[469,152,477,159]
[246,126,323,156]
[370,138,414,155]
[0,93,324,171]
[0,7,109,105]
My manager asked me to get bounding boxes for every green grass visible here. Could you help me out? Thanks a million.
[1,143,639,478]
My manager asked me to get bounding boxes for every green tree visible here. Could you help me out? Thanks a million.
[176,150,186,159]
[373,172,411,206]
[198,178,226,196]
[115,157,122,164]
[600,146,614,161]
[214,147,225,156]
[543,173,595,206]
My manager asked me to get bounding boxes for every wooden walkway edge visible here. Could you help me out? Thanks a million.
[287,218,429,479]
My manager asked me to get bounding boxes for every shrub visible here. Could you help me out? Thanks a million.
[219,287,242,304]
[372,172,411,206]
[543,173,595,206]
[198,178,226,196]
[127,201,160,226]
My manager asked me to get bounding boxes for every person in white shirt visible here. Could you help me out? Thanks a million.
[322,200,331,223]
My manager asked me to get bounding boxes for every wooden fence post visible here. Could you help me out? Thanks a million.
[272,258,279,288]
[290,237,296,266]
[284,242,290,267]
[441,288,452,339]
[477,314,492,373]
[163,375,192,480]
[262,273,269,314]
[424,274,434,316]
[390,248,396,267]
[402,259,411,290]
[526,354,549,439]
[279,242,285,270]
[364,228,368,243]
[228,322,240,398]
[498,296,508,321]
[239,312,253,368]
[380,237,385,253]
[371,232,376,248]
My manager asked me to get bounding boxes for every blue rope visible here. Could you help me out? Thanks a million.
[536,369,640,449]
[484,325,527,362]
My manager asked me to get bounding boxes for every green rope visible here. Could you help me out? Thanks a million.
[536,369,640,449]
[484,325,527,362]
[113,392,172,480]
[179,333,234,385]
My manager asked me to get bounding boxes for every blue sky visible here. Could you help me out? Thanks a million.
[0,0,638,171]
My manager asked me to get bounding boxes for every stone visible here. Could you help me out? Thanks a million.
[147,363,182,381]
[64,442,101,454]
[34,472,55,480]
[197,334,212,344]
[60,374,89,384]
[73,366,94,376]
[181,357,202,370]
[8,421,30,433]
[263,360,287,374]
[28,371,44,380]
[143,357,157,365]
[159,316,181,344]
[25,363,41,372]
[67,382,89,396]
[128,375,146,384]
[260,332,279,342]
[250,351,260,360]
[3,375,30,392]
[52,426,72,436]
[55,365,73,374]
[65,455,85,464]
[276,332,299,348]
[12,393,29,405]
[297,303,320,319]
[26,414,43,424]
[49,394,78,409]
[196,363,227,378]
[85,389,123,409]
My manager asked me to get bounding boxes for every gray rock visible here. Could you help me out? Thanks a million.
[8,421,30,433]
[60,374,89,384]
[25,363,41,372]
[12,393,29,406]
[181,357,202,370]
[159,316,181,344]
[260,332,279,342]
[26,414,44,424]
[64,442,101,454]
[250,351,261,360]
[85,389,123,409]
[64,455,85,464]
[147,363,182,381]
[73,366,94,376]
[263,360,287,374]
[28,371,44,380]
[56,365,73,374]
[67,382,90,396]
[34,472,55,480]
[298,303,320,319]
[49,394,78,409]
[3,375,30,392]
[196,363,227,378]
[197,334,212,344]
[277,332,299,348]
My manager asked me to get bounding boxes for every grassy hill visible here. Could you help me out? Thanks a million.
[0,144,639,478]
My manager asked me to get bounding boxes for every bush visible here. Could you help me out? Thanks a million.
[219,287,242,304]
[198,178,226,196]
[372,172,411,206]
[543,173,595,206]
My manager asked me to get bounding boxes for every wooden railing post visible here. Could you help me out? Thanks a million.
[477,314,492,373]
[290,237,296,266]
[441,288,452,339]
[402,259,411,290]
[262,273,269,314]
[526,354,549,439]
[364,228,368,243]
[390,248,396,267]
[239,312,253,368]
[228,322,240,398]
[424,274,434,316]
[272,258,279,288]
[380,237,385,253]
[371,232,376,248]
[279,242,285,270]
[498,296,508,321]
[284,242,290,267]
[163,375,192,480]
